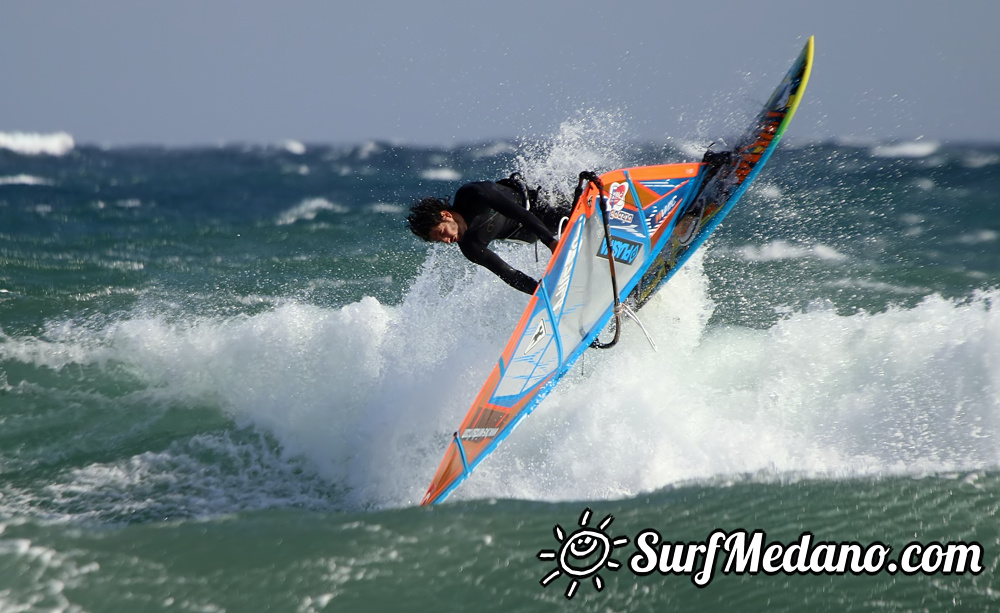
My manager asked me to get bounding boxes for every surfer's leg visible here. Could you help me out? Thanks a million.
[672,150,732,247]
[701,149,733,185]
[702,149,733,169]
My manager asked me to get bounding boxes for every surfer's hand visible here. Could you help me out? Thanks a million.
[547,239,558,253]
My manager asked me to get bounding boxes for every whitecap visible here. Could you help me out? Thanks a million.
[871,140,940,158]
[832,135,879,148]
[355,141,381,160]
[962,152,1000,169]
[0,131,74,156]
[276,198,347,225]
[282,140,306,155]
[471,141,516,158]
[368,202,405,214]
[419,168,461,181]
[0,174,51,186]
[732,240,847,262]
[957,230,998,245]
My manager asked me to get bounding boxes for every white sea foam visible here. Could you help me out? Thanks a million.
[825,278,930,295]
[26,432,337,522]
[419,168,461,181]
[0,131,74,156]
[871,140,940,159]
[0,536,97,611]
[276,198,347,225]
[471,141,516,158]
[962,152,1000,169]
[0,174,52,186]
[833,136,880,148]
[285,164,310,175]
[368,202,405,214]
[282,140,307,155]
[467,285,1000,503]
[355,141,382,160]
[729,239,848,262]
[5,244,999,512]
[957,230,999,245]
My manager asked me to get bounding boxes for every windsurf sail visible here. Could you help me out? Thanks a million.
[420,163,706,505]
[421,36,814,505]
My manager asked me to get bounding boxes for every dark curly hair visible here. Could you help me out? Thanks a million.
[406,196,452,241]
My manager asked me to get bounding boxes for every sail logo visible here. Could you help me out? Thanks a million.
[596,237,641,265]
[461,427,499,440]
[538,508,630,600]
[609,209,634,224]
[524,319,547,355]
[608,182,628,211]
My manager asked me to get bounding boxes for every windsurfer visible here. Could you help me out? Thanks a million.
[407,175,572,294]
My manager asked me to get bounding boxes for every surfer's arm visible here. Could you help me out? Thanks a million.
[459,242,538,295]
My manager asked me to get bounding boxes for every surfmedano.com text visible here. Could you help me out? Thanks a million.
[629,530,984,587]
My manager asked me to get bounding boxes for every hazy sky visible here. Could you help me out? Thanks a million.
[3,1,998,146]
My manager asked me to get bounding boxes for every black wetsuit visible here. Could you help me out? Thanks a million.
[453,181,566,295]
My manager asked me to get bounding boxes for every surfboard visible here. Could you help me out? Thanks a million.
[632,37,814,308]
[420,37,814,506]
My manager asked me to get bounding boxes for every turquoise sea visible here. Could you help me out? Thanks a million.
[1,126,998,611]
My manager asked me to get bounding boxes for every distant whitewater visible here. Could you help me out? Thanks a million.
[0,130,74,155]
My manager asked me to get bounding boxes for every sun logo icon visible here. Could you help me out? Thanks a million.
[537,508,629,599]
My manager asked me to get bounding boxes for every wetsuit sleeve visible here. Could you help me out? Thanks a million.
[459,242,538,295]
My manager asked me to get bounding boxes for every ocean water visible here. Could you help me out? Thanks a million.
[1,128,999,611]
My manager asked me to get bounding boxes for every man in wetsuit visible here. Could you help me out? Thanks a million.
[407,176,571,295]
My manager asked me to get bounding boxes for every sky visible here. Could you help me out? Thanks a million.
[2,1,999,147]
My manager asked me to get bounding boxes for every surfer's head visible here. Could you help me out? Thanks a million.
[408,197,461,243]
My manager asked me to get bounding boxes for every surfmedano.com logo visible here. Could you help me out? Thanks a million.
[537,507,985,600]
[537,508,630,599]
